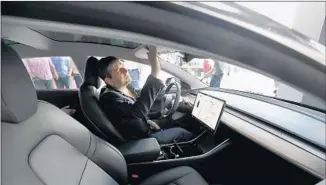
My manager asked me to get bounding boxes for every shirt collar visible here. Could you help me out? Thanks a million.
[106,83,138,100]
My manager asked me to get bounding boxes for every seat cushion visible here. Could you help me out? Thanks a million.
[2,101,128,185]
[139,166,208,185]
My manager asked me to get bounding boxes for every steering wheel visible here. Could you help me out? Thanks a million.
[160,81,181,119]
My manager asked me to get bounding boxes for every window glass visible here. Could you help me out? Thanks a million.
[95,57,173,89]
[190,58,277,97]
[22,56,83,90]
[160,52,278,96]
[160,52,325,110]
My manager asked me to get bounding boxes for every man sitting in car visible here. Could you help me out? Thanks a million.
[98,46,194,144]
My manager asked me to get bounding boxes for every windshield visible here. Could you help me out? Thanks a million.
[159,52,325,111]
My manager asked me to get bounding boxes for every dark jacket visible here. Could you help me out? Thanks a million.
[99,75,165,140]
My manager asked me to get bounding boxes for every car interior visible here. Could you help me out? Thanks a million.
[1,2,326,185]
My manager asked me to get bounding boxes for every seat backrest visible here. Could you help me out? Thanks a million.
[1,42,128,185]
[79,57,126,145]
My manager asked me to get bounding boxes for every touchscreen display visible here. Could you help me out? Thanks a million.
[192,92,225,132]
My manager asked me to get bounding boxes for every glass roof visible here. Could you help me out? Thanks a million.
[34,30,141,49]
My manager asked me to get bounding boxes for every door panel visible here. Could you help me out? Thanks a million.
[36,89,87,126]
[36,89,79,108]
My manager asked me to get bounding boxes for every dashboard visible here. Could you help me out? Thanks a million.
[183,91,326,179]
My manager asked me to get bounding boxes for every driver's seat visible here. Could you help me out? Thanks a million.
[79,56,125,145]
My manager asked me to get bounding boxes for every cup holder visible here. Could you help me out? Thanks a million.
[169,146,180,158]
[160,144,184,159]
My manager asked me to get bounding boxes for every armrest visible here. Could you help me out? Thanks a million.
[117,138,160,163]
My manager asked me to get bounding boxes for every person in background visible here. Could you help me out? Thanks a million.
[203,59,211,74]
[51,56,72,89]
[204,60,224,88]
[22,57,58,89]
[128,68,140,89]
[68,57,82,88]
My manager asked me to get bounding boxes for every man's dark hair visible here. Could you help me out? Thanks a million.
[97,56,118,79]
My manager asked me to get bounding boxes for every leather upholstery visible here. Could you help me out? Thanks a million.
[83,56,100,87]
[1,42,209,185]
[1,43,127,185]
[139,166,209,185]
[79,57,125,145]
[2,101,128,185]
[1,41,37,123]
[118,138,160,163]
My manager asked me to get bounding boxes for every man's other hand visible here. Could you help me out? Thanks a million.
[61,105,76,116]
[148,120,161,131]
[147,45,161,77]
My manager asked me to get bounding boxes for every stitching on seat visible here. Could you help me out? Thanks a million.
[85,132,93,156]
[88,134,97,158]
[90,135,98,159]
[27,134,51,185]
[103,142,126,160]
[27,134,91,185]
[89,136,127,184]
[78,159,90,185]
[38,101,93,156]
[89,135,125,161]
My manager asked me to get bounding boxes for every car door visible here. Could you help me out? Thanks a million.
[36,89,79,109]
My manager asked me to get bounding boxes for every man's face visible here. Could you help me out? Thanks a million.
[104,59,131,88]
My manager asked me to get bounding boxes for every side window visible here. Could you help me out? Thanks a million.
[22,56,83,90]
[160,52,278,96]
[123,60,173,89]
[96,57,173,89]
[185,58,277,97]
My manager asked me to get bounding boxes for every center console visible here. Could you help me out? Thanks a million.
[124,130,230,174]
[119,92,229,164]
[153,91,228,161]
[158,131,209,160]
[118,138,161,163]
[118,129,227,164]
[122,92,230,183]
[124,130,230,184]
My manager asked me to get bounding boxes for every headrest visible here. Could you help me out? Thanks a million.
[1,41,38,123]
[84,56,100,87]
